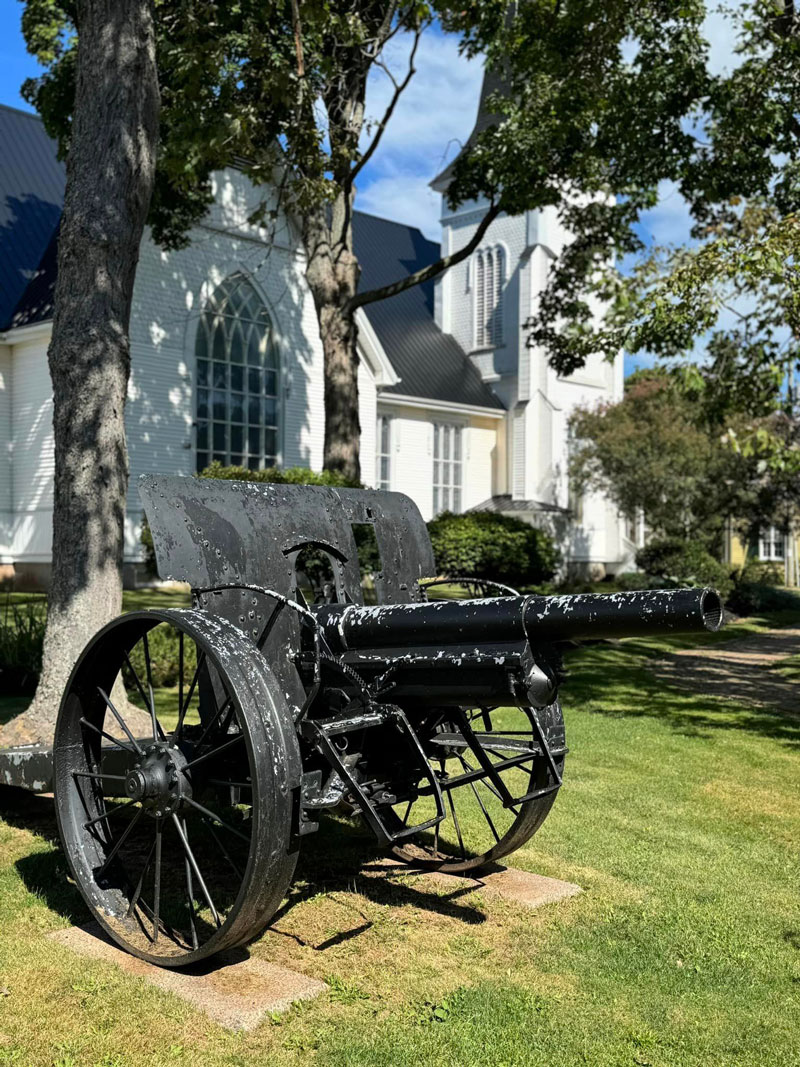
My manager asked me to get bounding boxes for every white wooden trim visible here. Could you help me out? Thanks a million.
[355,309,401,387]
[376,392,505,419]
[0,321,52,344]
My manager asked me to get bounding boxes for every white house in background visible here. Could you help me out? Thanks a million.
[0,77,630,590]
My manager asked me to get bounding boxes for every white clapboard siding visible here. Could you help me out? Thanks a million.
[0,344,12,558]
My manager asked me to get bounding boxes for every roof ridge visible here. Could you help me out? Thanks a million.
[0,102,43,121]
[353,207,436,245]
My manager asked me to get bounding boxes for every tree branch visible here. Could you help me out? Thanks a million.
[346,201,502,314]
[348,26,422,190]
[291,0,305,77]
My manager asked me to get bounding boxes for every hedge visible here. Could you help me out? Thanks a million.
[427,511,559,588]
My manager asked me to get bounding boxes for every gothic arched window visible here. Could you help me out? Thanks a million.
[474,246,505,348]
[195,273,280,472]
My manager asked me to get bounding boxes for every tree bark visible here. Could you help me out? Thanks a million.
[302,203,362,484]
[0,0,159,747]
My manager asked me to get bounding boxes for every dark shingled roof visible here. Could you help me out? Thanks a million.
[352,212,502,410]
[0,104,65,330]
[468,495,569,516]
[0,107,502,411]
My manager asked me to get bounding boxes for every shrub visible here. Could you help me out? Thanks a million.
[727,582,800,617]
[124,621,198,691]
[635,537,734,596]
[615,570,661,591]
[737,559,785,586]
[0,597,46,695]
[427,512,559,588]
[197,461,358,488]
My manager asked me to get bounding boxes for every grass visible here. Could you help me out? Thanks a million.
[0,603,798,1065]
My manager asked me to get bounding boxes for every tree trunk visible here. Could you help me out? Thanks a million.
[0,0,159,748]
[302,208,362,483]
[319,304,361,482]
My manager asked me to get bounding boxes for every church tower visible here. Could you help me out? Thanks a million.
[429,64,627,576]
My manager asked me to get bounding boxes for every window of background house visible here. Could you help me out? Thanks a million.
[475,246,505,348]
[376,414,392,490]
[758,524,785,561]
[433,423,463,514]
[195,272,279,472]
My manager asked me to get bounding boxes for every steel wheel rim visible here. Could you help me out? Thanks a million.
[54,609,299,967]
[390,702,565,874]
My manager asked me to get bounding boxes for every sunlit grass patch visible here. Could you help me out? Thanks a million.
[0,608,798,1065]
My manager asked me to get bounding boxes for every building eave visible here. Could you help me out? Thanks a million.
[0,320,53,344]
[377,392,505,419]
[355,308,401,387]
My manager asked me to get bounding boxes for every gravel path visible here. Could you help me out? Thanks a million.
[652,627,800,714]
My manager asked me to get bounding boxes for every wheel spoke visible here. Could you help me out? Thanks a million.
[84,798,137,830]
[195,694,234,750]
[141,632,164,742]
[123,650,150,717]
[462,755,521,816]
[176,651,206,738]
[205,821,243,880]
[127,837,157,918]
[182,733,244,772]
[171,813,221,928]
[96,689,145,756]
[73,771,127,783]
[459,756,500,843]
[180,819,199,951]
[182,796,250,843]
[153,819,163,942]
[446,788,467,861]
[80,716,136,755]
[97,807,144,877]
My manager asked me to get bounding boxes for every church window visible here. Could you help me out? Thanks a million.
[195,273,279,472]
[474,246,505,348]
[376,414,392,490]
[433,422,463,514]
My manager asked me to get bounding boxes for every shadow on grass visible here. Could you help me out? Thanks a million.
[3,789,486,951]
[271,814,488,944]
[0,789,88,926]
[0,696,31,726]
[565,645,800,748]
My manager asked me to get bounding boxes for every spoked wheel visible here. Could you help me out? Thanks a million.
[54,609,301,967]
[390,701,566,874]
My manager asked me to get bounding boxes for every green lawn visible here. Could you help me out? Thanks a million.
[0,605,798,1065]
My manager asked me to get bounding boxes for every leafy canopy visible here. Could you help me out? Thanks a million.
[569,366,800,550]
[20,2,799,329]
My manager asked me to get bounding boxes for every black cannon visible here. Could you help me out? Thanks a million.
[53,475,723,967]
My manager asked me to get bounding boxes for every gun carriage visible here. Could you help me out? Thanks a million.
[53,475,724,967]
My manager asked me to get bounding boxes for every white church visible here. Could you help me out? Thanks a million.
[0,77,632,590]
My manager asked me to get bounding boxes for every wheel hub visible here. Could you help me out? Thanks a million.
[124,743,191,818]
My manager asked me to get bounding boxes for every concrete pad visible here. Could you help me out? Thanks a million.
[372,859,582,909]
[49,923,326,1031]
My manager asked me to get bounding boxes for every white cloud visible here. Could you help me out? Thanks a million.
[704,1,745,75]
[355,170,443,241]
[356,28,483,242]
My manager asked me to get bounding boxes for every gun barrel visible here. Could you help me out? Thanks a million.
[317,587,723,652]
[522,587,724,642]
